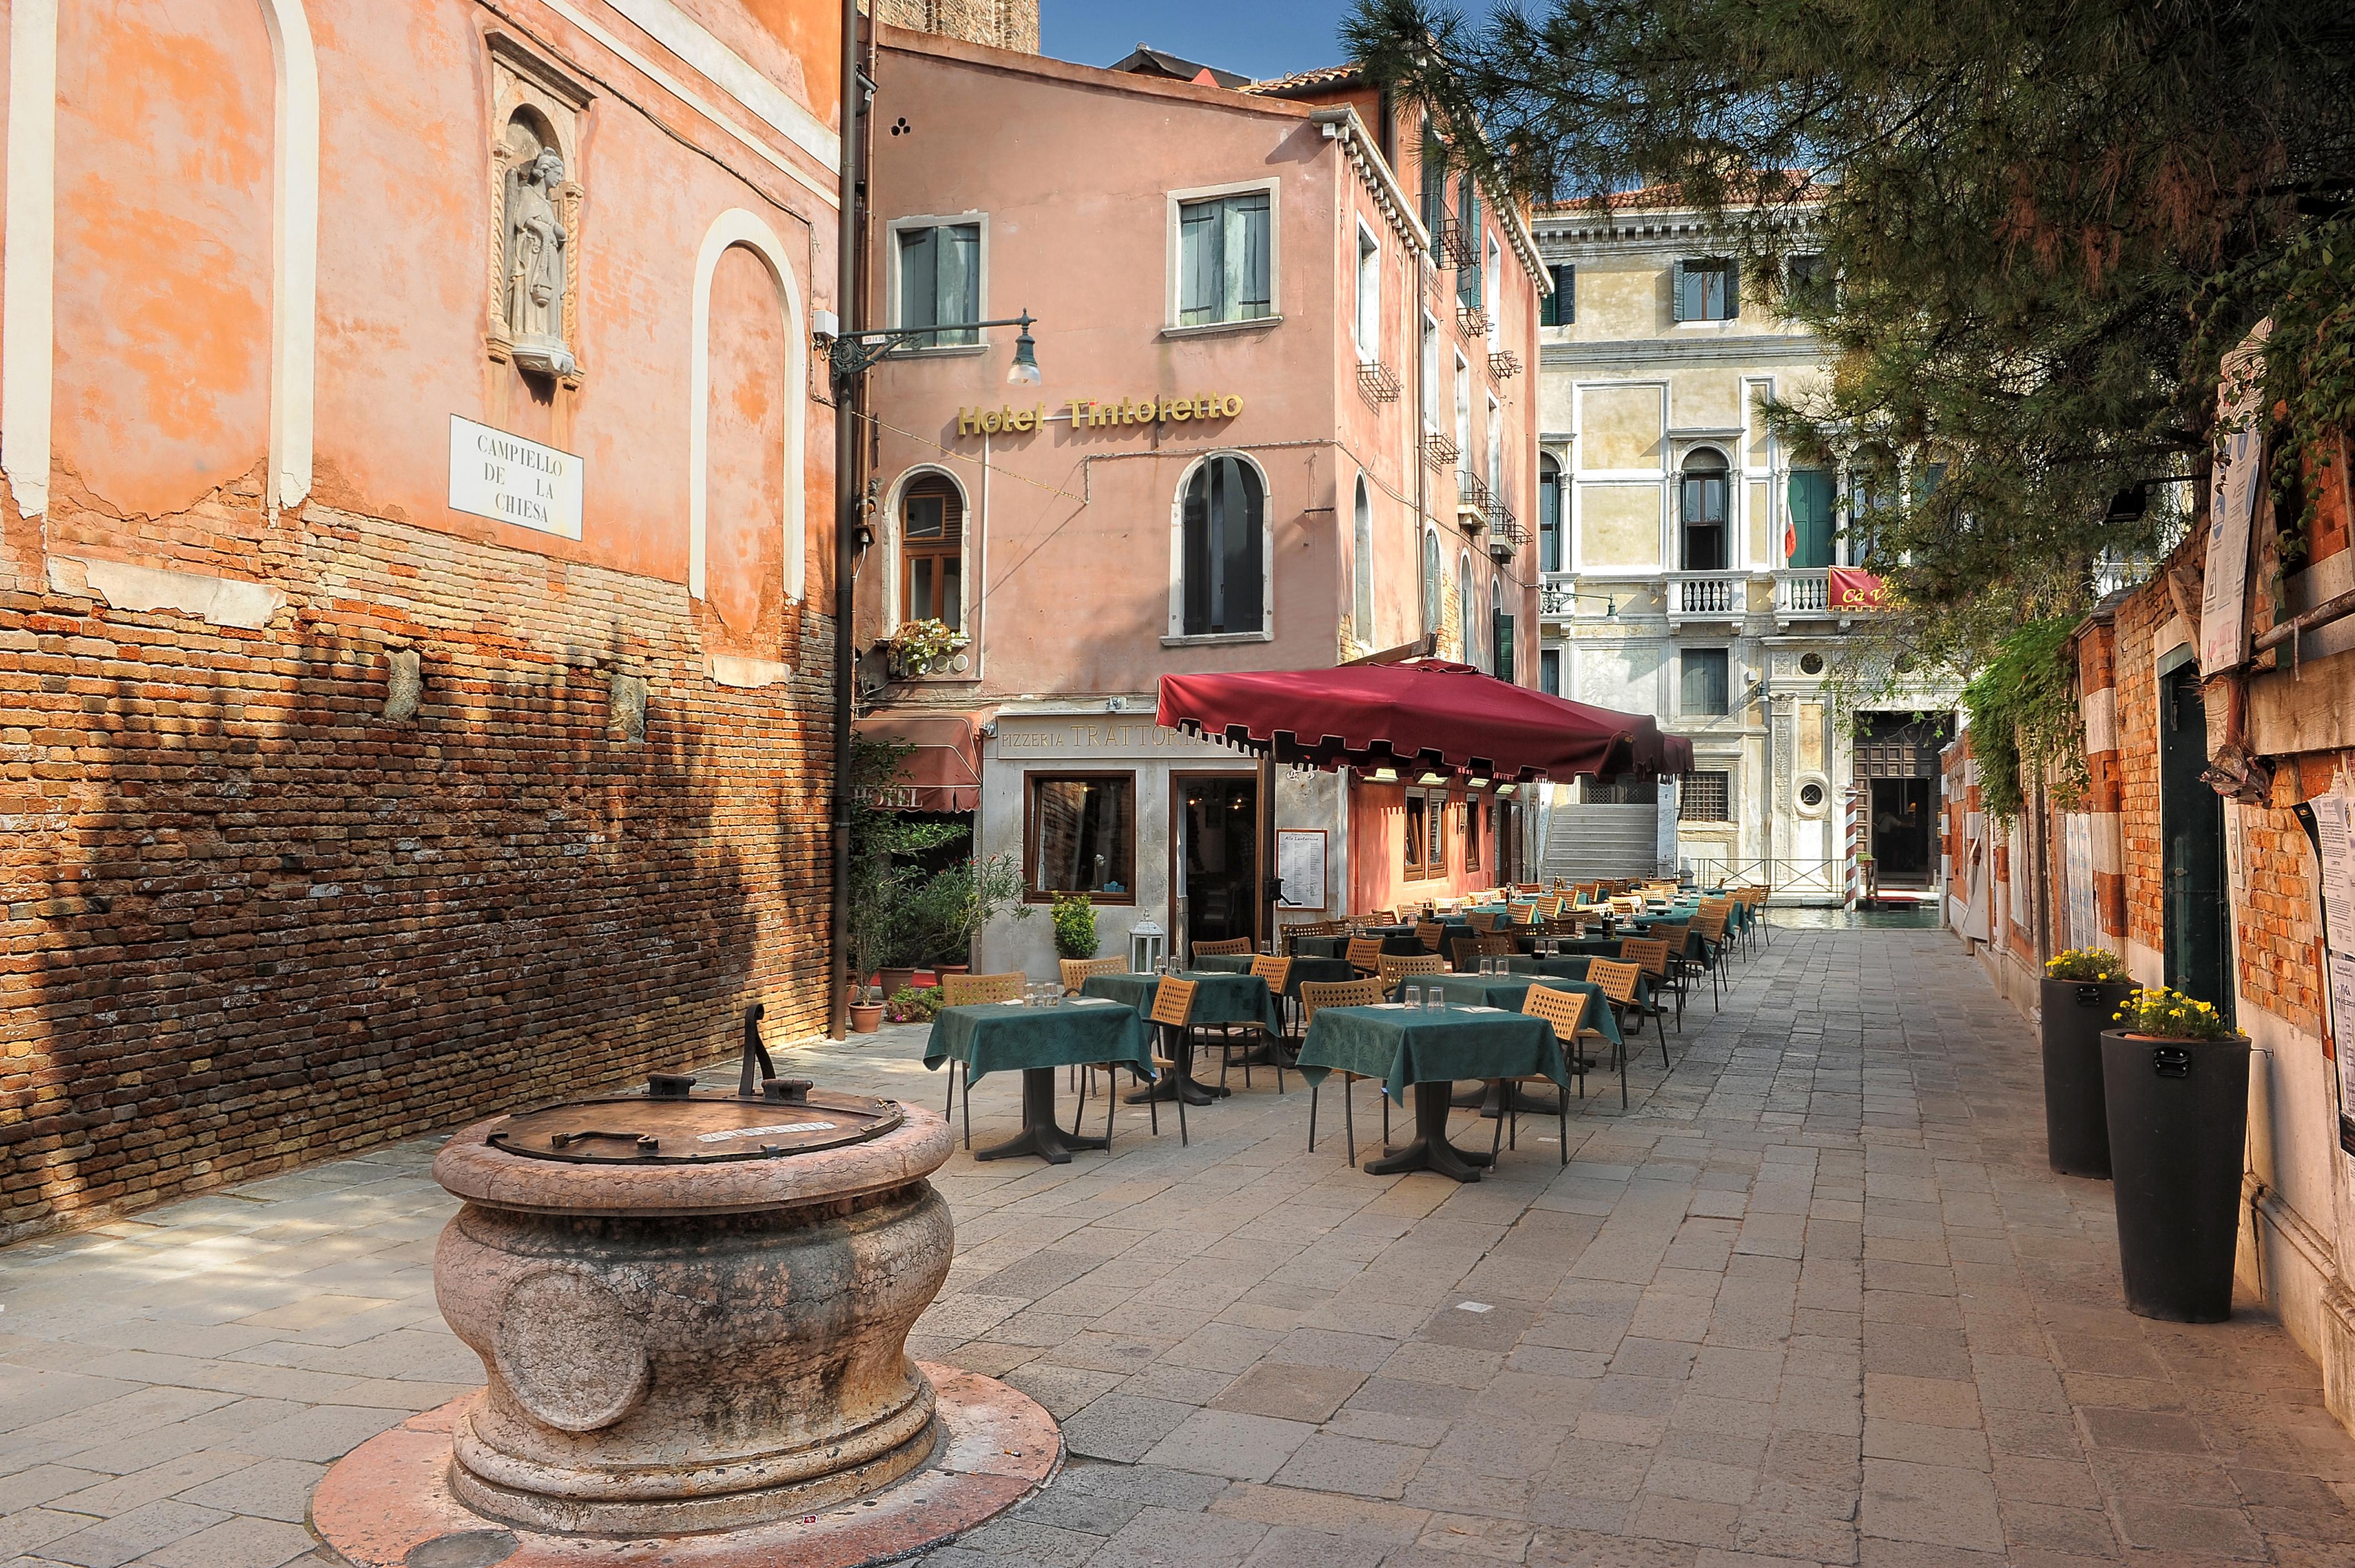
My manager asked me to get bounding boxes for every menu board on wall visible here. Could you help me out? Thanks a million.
[2316,789,2355,1158]
[1276,829,1327,911]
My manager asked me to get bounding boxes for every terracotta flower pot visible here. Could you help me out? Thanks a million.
[877,967,917,999]
[848,1003,885,1035]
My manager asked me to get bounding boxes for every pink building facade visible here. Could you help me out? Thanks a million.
[855,31,1548,972]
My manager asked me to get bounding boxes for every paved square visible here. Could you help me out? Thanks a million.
[5,926,2354,1565]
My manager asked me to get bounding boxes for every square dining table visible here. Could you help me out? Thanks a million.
[1079,970,1282,1104]
[923,998,1153,1164]
[1297,1003,1572,1181]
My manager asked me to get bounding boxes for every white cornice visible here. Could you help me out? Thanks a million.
[1542,336,1824,368]
[1308,107,1429,260]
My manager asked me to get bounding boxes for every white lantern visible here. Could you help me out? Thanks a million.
[1128,918,1165,975]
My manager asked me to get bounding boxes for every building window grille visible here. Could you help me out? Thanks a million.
[1585,778,1659,805]
[1679,771,1732,822]
[1178,192,1272,326]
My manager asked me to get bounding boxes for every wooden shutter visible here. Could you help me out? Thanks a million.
[1494,612,1515,682]
[1669,260,1688,322]
[1724,259,1740,320]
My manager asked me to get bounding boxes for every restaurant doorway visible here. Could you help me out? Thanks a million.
[1172,773,1259,960]
[1854,713,1948,890]
[2159,663,2232,1022]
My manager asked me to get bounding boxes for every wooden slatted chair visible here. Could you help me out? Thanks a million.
[1467,911,1503,933]
[1691,907,1730,1009]
[1212,955,1290,1092]
[1346,935,1386,976]
[1192,937,1253,963]
[1536,894,1564,921]
[1301,977,1387,1161]
[1648,921,1695,1017]
[1378,952,1446,995]
[1449,935,1481,973]
[1506,901,1537,926]
[1613,938,1677,1060]
[1141,976,1197,1146]
[1587,959,1649,1108]
[1060,956,1126,994]
[1494,984,1595,1164]
[937,971,1026,1148]
[1414,920,1447,952]
[1476,931,1519,961]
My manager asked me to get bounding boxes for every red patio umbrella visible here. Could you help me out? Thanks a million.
[1156,660,1678,784]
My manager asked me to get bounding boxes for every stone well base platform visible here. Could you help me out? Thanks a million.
[311,1365,1060,1568]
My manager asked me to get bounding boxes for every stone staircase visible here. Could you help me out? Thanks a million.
[1540,803,1664,883]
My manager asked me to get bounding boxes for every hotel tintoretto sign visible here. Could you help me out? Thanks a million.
[956,392,1244,437]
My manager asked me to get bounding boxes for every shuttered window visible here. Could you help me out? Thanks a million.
[1539,264,1575,326]
[1669,258,1739,322]
[1179,193,1272,326]
[895,224,979,347]
[1788,469,1836,567]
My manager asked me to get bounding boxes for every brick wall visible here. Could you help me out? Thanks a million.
[2111,574,2171,952]
[875,0,1038,52]
[0,476,834,1243]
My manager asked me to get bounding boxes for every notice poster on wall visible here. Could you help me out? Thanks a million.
[1276,829,1327,910]
[2065,814,2097,952]
[2335,954,2355,1158]
[2316,793,2355,953]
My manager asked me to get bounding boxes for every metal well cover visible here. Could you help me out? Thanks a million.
[486,1082,905,1165]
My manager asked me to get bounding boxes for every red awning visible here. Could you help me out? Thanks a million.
[1156,660,1679,783]
[851,710,988,811]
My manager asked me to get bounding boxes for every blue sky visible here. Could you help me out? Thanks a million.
[1037,0,1360,81]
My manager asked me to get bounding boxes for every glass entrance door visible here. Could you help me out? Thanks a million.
[2159,664,2231,1021]
[1175,775,1258,956]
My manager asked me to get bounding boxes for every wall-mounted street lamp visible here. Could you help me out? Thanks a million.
[821,310,1043,393]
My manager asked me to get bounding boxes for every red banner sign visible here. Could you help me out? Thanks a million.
[1828,568,1889,611]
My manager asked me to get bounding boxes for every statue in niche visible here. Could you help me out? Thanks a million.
[502,131,574,378]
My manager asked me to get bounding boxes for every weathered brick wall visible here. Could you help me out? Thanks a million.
[2111,572,2172,952]
[0,477,834,1243]
[2235,806,2325,1034]
[876,0,1037,52]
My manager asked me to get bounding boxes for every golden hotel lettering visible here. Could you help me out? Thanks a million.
[956,392,1243,436]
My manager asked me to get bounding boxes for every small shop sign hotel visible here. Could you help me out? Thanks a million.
[957,392,1244,437]
[448,414,584,540]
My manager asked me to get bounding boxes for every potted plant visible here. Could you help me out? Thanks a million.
[847,736,969,1035]
[2040,948,2136,1177]
[885,618,970,680]
[883,986,944,1026]
[1052,892,1099,961]
[908,854,1032,971]
[2100,987,2250,1323]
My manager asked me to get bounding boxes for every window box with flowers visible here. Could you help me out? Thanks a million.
[2099,987,2250,1324]
[2038,949,2136,1178]
[885,618,970,679]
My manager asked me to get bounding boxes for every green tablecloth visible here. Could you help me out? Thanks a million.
[1081,971,1283,1034]
[1507,953,1598,981]
[1296,1005,1571,1104]
[924,1000,1152,1084]
[1295,933,1423,960]
[1191,953,1356,997]
[1413,972,1625,1047]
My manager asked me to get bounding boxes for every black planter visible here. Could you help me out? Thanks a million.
[2039,979,2136,1177]
[2100,1030,2251,1323]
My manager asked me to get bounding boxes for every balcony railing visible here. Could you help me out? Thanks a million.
[1667,571,1746,620]
[1775,568,1831,619]
[1355,358,1400,405]
[1422,431,1458,471]
[1456,470,1492,529]
[1456,303,1492,338]
[2094,554,2156,599]
[1486,498,1522,559]
[1488,349,1521,379]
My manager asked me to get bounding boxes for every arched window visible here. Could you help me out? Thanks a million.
[1680,448,1729,570]
[1351,476,1375,640]
[1538,454,1563,572]
[1458,551,1475,667]
[898,471,964,629]
[1421,527,1442,633]
[1180,455,1265,636]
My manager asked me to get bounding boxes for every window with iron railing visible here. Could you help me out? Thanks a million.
[1678,770,1732,823]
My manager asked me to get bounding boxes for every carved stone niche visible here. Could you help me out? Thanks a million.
[485,34,591,388]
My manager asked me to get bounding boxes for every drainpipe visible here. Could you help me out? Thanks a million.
[828,0,863,1039]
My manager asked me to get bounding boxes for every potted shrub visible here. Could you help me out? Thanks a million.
[847,736,968,1035]
[2040,949,2136,1177]
[883,986,944,1026]
[1052,892,1099,961]
[909,854,1031,971]
[2100,987,2250,1323]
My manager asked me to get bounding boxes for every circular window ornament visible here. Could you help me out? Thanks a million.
[1800,652,1824,676]
[1795,775,1831,819]
[1894,653,1918,675]
[1799,782,1824,808]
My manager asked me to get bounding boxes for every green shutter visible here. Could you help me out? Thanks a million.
[1494,612,1515,682]
[1788,468,1835,567]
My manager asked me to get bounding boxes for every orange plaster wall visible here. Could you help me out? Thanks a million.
[306,0,828,594]
[704,243,788,639]
[680,0,836,128]
[53,0,272,517]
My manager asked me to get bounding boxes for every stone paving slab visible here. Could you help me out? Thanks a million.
[4,926,2355,1566]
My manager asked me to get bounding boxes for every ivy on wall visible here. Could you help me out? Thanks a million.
[1961,618,2087,825]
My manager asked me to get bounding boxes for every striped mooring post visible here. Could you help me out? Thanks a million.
[1843,785,1864,909]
